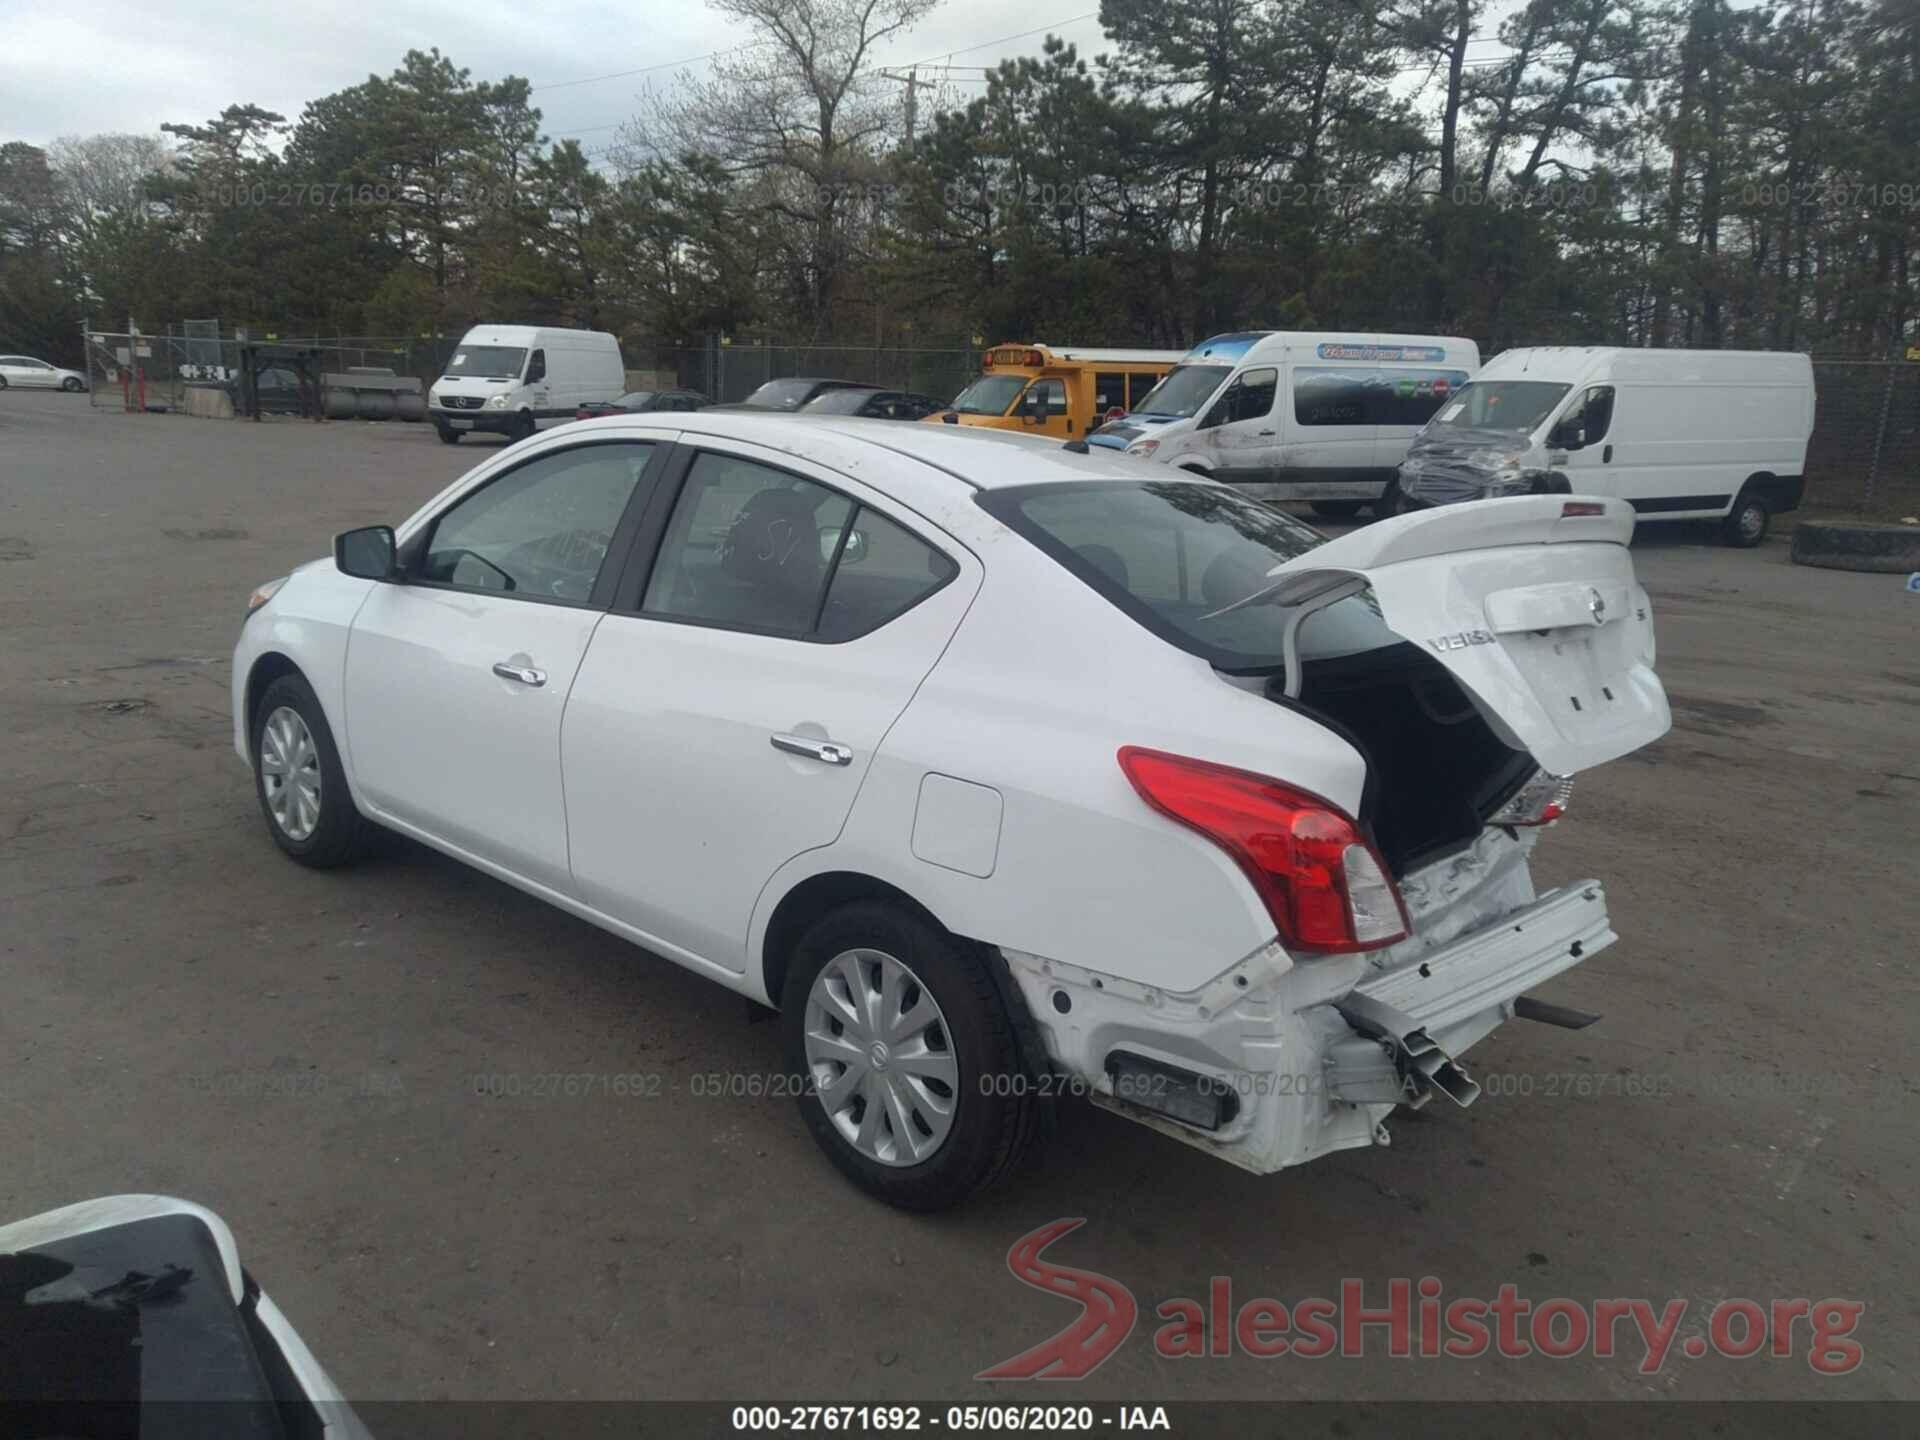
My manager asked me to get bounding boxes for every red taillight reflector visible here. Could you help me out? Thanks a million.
[1561,501,1605,517]
[1117,747,1409,954]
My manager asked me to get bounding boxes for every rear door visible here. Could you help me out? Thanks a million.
[1260,496,1670,775]
[561,441,981,971]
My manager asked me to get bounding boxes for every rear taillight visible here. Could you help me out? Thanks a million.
[1489,769,1573,826]
[1117,747,1409,955]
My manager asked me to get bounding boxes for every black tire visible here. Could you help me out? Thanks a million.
[1373,477,1409,518]
[511,411,536,442]
[0,375,9,390]
[781,901,1040,1211]
[251,672,370,868]
[1722,488,1771,548]
[435,424,463,444]
[61,376,83,392]
[1310,500,1365,519]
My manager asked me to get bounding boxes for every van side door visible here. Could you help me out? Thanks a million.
[1281,365,1380,498]
[1552,385,1622,499]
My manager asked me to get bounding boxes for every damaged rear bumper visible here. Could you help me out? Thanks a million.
[999,838,1616,1175]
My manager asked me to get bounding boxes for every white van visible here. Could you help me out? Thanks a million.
[1087,331,1481,516]
[1396,346,1816,546]
[428,325,624,444]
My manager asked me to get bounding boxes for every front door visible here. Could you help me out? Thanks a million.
[342,438,662,891]
[562,443,979,971]
[1193,365,1282,487]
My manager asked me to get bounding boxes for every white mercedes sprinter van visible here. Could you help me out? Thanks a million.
[1087,331,1481,516]
[429,325,624,444]
[1396,346,1816,546]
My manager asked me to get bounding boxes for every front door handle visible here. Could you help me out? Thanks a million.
[771,733,853,766]
[1602,443,1614,463]
[492,661,548,687]
[1258,429,1277,436]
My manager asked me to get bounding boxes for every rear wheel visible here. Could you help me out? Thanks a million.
[1722,489,1771,548]
[1310,500,1365,519]
[781,901,1039,1211]
[435,424,462,444]
[252,673,369,868]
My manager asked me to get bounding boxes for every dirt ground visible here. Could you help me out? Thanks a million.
[1,389,1914,1413]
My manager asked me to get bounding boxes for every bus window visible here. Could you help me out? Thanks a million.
[1094,372,1126,411]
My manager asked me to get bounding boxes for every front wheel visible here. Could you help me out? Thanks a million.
[61,376,83,392]
[435,424,463,444]
[1310,500,1365,519]
[0,375,9,390]
[1373,477,1409,518]
[1722,489,1771,548]
[252,672,370,867]
[781,901,1040,1211]
[511,411,536,442]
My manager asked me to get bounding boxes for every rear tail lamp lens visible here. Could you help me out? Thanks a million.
[1489,769,1574,826]
[1117,747,1409,954]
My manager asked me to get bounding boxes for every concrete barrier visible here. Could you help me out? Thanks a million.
[181,386,236,420]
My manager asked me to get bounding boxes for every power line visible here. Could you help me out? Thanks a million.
[532,42,769,93]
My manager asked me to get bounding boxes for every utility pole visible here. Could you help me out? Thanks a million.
[875,68,919,149]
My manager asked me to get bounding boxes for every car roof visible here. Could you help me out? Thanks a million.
[642,410,1171,491]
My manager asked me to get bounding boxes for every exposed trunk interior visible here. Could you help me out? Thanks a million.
[1282,641,1536,876]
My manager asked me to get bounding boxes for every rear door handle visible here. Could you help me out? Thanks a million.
[771,733,853,766]
[492,661,548,687]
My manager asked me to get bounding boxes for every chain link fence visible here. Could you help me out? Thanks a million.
[1806,360,1920,516]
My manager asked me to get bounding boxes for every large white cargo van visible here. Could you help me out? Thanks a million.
[428,325,624,444]
[1087,331,1481,516]
[1396,346,1816,546]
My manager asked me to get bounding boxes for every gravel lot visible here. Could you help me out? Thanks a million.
[1,389,1914,1408]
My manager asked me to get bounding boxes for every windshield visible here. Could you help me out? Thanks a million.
[1128,364,1232,419]
[447,346,527,379]
[1427,380,1570,434]
[742,379,842,410]
[978,479,1392,671]
[949,374,1028,416]
[801,388,885,414]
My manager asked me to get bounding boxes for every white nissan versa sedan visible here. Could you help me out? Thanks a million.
[232,414,1670,1210]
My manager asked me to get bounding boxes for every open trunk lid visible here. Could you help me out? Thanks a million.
[1257,496,1669,776]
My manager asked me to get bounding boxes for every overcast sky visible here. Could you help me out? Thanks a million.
[1,0,1116,152]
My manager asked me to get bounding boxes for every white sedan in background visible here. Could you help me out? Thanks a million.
[232,414,1669,1210]
[0,354,88,390]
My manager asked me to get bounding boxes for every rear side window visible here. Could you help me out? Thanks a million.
[978,479,1389,672]
[1295,367,1472,427]
[1127,372,1165,410]
[641,453,955,641]
[1094,372,1126,411]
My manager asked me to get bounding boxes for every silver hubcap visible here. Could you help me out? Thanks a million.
[1738,504,1764,540]
[259,705,322,841]
[804,948,959,1167]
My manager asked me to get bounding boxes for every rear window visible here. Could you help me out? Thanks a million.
[978,480,1390,671]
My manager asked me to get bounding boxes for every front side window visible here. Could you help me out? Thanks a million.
[1207,367,1279,427]
[421,441,654,602]
[1427,380,1571,434]
[642,453,954,641]
[447,346,527,379]
[1578,385,1616,444]
[979,479,1391,672]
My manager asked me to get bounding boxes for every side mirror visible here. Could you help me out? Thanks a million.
[335,525,398,581]
[820,526,868,565]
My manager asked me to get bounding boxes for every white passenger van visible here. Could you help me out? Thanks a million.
[1087,331,1481,516]
[428,325,624,444]
[1396,347,1816,546]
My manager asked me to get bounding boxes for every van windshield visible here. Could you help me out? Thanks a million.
[448,346,527,379]
[1427,380,1569,434]
[1129,364,1232,418]
[950,374,1028,416]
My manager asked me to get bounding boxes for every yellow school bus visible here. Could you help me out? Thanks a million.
[930,343,1185,440]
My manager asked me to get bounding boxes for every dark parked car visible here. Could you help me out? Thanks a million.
[576,388,711,420]
[731,377,877,411]
[225,366,313,417]
[798,388,949,421]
